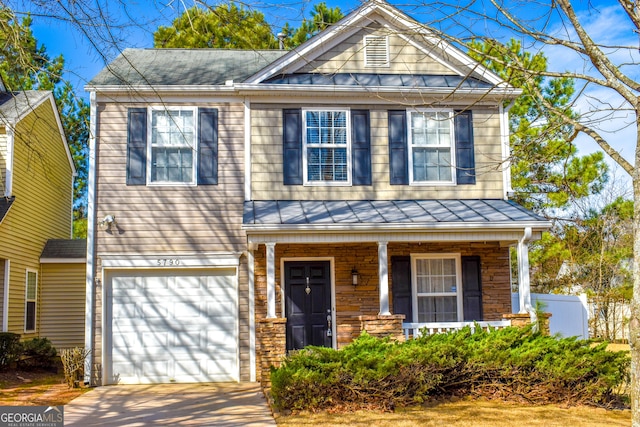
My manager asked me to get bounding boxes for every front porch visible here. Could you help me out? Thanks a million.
[243,199,551,385]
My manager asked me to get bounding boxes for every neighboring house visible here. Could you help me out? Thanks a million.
[0,80,78,342]
[85,0,551,386]
[40,239,87,348]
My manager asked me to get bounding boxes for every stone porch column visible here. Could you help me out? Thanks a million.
[378,241,391,315]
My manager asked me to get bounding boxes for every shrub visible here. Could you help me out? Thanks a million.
[18,337,57,370]
[0,332,22,370]
[270,327,630,412]
[60,347,90,388]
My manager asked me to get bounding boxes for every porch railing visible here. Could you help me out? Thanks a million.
[403,320,512,340]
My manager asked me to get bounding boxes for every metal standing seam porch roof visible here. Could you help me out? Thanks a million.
[243,199,551,232]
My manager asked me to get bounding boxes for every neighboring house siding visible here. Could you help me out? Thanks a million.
[39,263,85,348]
[298,22,456,75]
[95,102,246,254]
[0,100,73,337]
[251,105,504,200]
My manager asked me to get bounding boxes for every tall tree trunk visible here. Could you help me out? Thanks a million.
[632,114,640,426]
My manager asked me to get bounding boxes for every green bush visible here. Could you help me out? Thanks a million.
[0,332,22,370]
[270,327,630,412]
[18,337,57,370]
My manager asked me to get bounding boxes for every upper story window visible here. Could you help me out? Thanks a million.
[364,35,389,67]
[149,108,196,184]
[408,110,455,184]
[303,109,351,185]
[126,107,218,186]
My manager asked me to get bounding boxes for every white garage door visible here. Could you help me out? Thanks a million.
[108,269,238,384]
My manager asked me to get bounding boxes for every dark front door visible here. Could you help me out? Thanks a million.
[285,261,332,351]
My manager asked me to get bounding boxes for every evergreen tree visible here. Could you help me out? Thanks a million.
[154,4,277,49]
[468,38,608,212]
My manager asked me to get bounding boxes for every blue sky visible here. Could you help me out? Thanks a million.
[12,0,638,192]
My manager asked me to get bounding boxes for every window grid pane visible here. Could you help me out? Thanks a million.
[151,109,195,183]
[415,258,458,322]
[26,272,36,300]
[411,111,453,182]
[305,110,348,182]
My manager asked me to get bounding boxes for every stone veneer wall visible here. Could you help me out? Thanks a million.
[257,318,287,387]
[359,314,406,341]
[252,241,513,376]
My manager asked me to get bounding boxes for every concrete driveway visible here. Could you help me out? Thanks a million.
[63,383,276,426]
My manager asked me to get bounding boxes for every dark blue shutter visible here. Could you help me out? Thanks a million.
[454,110,476,185]
[388,110,408,185]
[198,108,218,185]
[391,256,413,321]
[283,109,303,185]
[126,108,147,185]
[462,256,483,321]
[351,110,371,185]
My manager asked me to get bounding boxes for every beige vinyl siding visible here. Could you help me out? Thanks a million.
[0,99,73,336]
[299,22,457,75]
[251,104,505,200]
[95,102,246,255]
[93,101,250,382]
[39,263,85,348]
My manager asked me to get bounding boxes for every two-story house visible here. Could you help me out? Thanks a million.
[0,80,79,345]
[85,0,550,386]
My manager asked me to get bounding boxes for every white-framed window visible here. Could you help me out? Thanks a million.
[411,254,462,322]
[25,269,37,332]
[408,110,456,184]
[303,109,351,185]
[148,107,197,185]
[364,35,389,67]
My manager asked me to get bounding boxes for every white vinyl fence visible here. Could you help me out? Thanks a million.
[512,292,589,339]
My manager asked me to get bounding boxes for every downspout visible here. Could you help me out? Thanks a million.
[84,91,97,384]
[500,99,516,200]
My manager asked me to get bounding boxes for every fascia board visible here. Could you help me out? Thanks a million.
[242,220,552,233]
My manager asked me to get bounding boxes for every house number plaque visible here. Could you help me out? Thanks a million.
[157,258,180,266]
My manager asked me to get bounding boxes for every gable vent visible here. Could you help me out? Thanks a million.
[364,35,389,67]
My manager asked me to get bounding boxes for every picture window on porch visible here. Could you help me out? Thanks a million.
[303,109,351,185]
[412,254,462,322]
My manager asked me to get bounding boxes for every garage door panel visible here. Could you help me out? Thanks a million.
[109,269,238,384]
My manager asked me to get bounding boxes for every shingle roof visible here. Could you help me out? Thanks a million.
[243,199,550,229]
[40,239,87,260]
[88,49,288,86]
[0,91,50,123]
[0,196,15,223]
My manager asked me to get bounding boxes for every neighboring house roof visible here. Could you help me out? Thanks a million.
[243,199,551,231]
[40,239,87,263]
[88,49,287,87]
[0,196,15,224]
[0,91,51,124]
[0,90,77,177]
